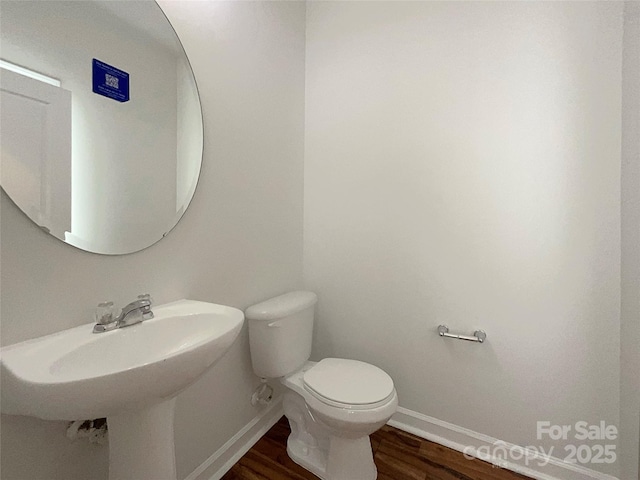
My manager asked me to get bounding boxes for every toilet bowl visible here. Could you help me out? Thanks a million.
[281,360,398,480]
[245,292,398,480]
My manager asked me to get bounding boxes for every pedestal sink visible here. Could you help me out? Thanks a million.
[0,299,244,480]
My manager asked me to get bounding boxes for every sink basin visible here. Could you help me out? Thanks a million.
[1,299,244,480]
[1,299,243,420]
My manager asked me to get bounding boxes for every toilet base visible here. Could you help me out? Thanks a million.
[287,440,327,480]
[283,392,378,480]
[287,435,376,480]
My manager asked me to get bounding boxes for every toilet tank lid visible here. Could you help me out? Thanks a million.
[245,291,318,321]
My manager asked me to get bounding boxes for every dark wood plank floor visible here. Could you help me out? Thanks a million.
[221,416,532,480]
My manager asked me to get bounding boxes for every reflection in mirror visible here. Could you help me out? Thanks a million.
[0,0,203,254]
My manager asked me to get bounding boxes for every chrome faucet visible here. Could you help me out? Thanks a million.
[93,294,154,333]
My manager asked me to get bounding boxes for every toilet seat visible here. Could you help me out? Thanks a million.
[303,358,395,409]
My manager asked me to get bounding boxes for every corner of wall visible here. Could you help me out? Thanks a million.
[620,2,640,479]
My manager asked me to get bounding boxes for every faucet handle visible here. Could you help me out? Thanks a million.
[137,294,153,305]
[95,301,115,325]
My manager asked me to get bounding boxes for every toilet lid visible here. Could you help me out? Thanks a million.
[303,358,394,406]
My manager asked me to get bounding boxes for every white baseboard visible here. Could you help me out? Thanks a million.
[185,397,284,480]
[388,407,619,480]
[185,401,618,480]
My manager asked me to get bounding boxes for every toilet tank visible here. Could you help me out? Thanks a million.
[245,291,318,379]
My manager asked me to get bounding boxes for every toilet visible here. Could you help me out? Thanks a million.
[246,291,398,480]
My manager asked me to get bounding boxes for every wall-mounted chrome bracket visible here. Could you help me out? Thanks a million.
[437,325,486,343]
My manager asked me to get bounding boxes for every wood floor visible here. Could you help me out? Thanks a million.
[221,416,533,480]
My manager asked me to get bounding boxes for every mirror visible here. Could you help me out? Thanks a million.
[0,0,203,255]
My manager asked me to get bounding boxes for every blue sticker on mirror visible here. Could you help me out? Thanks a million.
[92,59,129,102]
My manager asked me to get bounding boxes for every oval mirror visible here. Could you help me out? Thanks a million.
[0,0,203,255]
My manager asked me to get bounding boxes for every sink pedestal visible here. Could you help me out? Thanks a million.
[107,398,177,480]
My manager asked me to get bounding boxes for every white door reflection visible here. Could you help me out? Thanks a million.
[0,67,72,240]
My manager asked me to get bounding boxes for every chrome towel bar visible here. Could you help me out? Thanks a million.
[437,325,486,343]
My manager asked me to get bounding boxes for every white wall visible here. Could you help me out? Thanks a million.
[0,1,306,479]
[304,1,622,477]
[620,2,640,479]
